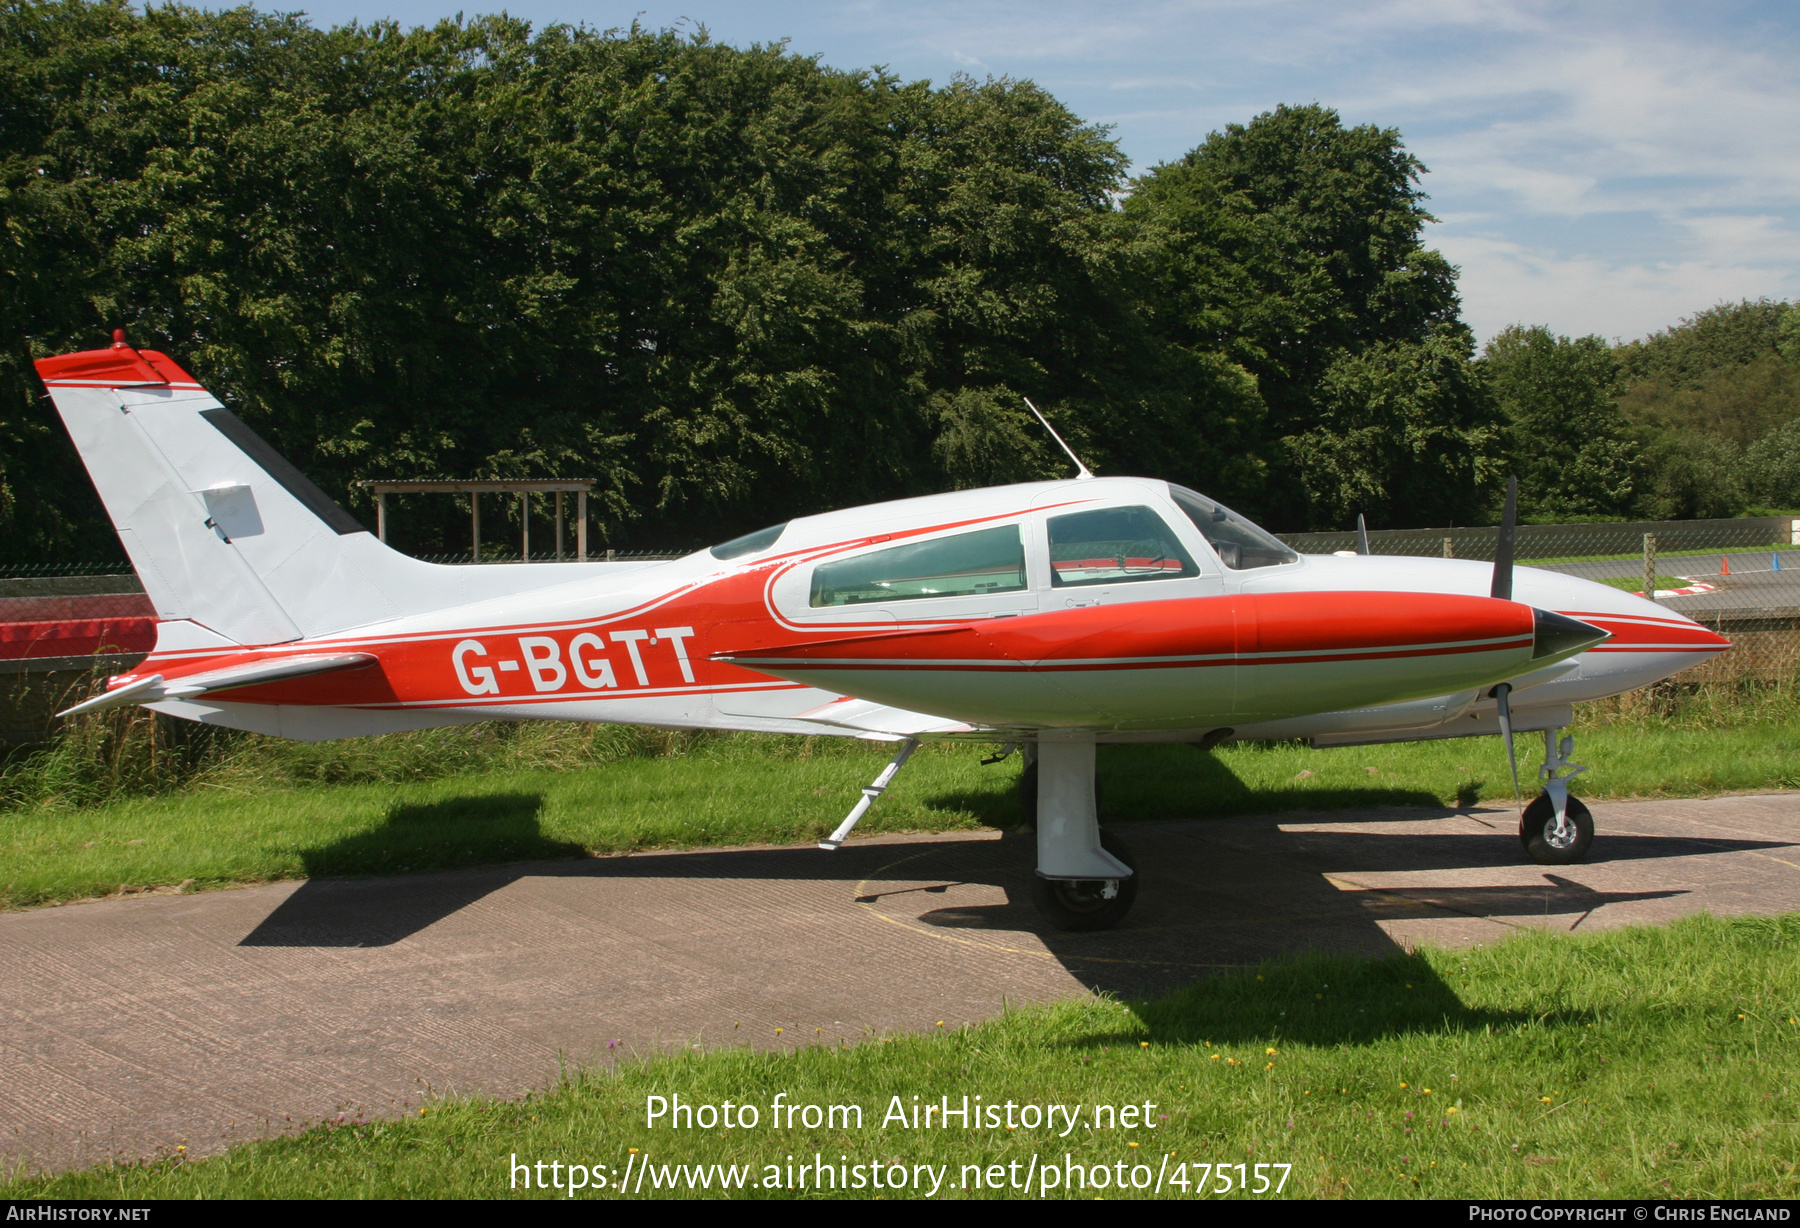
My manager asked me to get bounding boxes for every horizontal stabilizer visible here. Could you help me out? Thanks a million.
[58,653,376,717]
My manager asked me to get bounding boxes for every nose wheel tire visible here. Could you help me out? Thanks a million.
[1520,793,1594,865]
[1031,828,1137,931]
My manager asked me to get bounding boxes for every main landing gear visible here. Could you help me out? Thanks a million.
[818,737,1136,931]
[1520,730,1594,865]
[1021,741,1136,932]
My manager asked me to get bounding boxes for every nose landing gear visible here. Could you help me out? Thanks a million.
[1521,730,1594,865]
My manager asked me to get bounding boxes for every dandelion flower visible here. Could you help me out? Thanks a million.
[1266,1047,1278,1055]
[1400,1082,1408,1089]
[1211,1054,1222,1061]
[1141,1042,1150,1048]
[1540,1097,1553,1103]
[775,1028,784,1034]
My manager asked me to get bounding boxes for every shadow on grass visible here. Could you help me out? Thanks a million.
[924,746,1448,828]
[240,792,583,948]
[1097,744,1447,820]
[1060,950,1561,1049]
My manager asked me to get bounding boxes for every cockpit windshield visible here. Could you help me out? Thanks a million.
[1169,486,1297,570]
[710,522,787,560]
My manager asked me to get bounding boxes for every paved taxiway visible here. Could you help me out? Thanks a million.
[4,793,1799,1174]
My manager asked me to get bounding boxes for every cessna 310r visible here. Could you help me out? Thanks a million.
[37,333,1730,929]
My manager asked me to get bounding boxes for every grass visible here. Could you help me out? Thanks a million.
[7,911,1797,1199]
[1596,574,1691,593]
[2,679,1797,911]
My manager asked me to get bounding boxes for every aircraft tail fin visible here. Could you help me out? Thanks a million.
[38,336,474,644]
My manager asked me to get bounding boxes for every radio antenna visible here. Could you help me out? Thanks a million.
[1021,396,1094,480]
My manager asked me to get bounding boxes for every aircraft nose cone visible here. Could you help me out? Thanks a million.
[1533,608,1610,659]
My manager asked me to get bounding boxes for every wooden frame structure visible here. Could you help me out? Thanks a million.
[355,480,595,562]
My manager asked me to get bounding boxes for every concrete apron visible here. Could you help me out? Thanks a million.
[3,792,1799,1175]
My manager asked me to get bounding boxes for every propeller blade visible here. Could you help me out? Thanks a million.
[1493,681,1521,802]
[1356,513,1370,556]
[1491,475,1517,601]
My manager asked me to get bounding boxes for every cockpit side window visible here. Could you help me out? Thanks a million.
[1045,506,1198,588]
[810,524,1026,607]
[1169,486,1298,570]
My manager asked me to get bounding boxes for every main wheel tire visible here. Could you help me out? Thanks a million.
[1016,763,1103,827]
[1519,793,1594,865]
[1030,828,1138,931]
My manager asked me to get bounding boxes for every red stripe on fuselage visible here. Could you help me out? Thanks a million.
[1554,611,1729,654]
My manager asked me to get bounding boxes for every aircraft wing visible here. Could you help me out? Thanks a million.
[59,653,377,717]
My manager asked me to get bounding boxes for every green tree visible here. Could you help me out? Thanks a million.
[1284,326,1502,527]
[1779,305,1800,363]
[2,2,1152,560]
[2,6,1501,563]
[1634,435,1744,520]
[1616,299,1794,387]
[1126,104,1493,529]
[1742,419,1800,510]
[1611,299,1796,519]
[1479,325,1636,522]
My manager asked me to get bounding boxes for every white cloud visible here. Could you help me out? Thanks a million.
[1435,232,1799,345]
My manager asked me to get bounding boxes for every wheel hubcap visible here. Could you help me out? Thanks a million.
[1543,818,1577,850]
[1053,879,1120,912]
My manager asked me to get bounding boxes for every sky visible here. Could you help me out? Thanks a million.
[249,0,1800,347]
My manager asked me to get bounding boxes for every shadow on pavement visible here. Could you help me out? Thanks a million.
[235,755,1798,1003]
[240,792,581,948]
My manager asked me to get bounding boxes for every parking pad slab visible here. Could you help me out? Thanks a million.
[2,793,1797,1174]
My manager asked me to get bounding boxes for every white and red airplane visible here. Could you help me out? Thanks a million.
[36,334,1730,929]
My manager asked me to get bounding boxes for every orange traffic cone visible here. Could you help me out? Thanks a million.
[1721,555,1730,577]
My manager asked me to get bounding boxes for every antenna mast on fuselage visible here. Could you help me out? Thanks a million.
[1021,396,1094,480]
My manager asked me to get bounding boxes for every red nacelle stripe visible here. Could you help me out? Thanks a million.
[730,591,1536,668]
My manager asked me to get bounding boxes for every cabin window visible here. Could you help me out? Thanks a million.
[810,524,1026,606]
[1045,505,1199,588]
[1169,486,1298,570]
